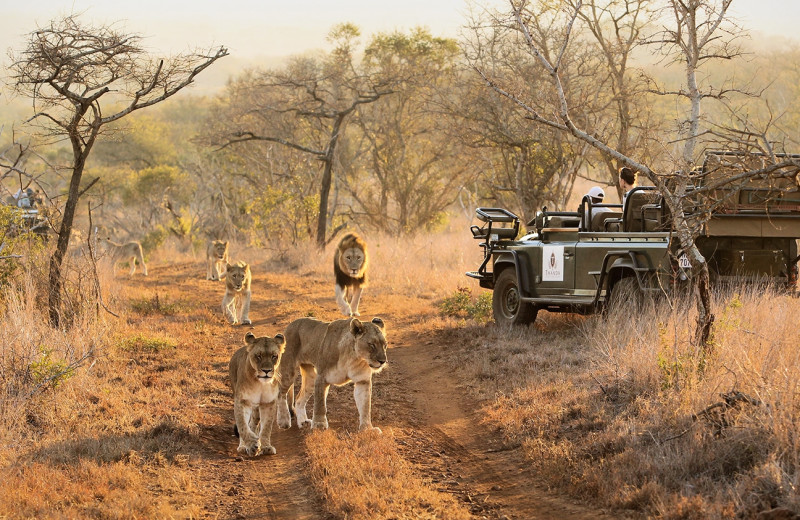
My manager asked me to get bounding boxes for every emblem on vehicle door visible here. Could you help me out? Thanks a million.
[542,245,564,282]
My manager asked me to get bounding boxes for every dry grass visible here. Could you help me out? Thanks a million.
[443,284,800,518]
[305,429,472,520]
[256,219,479,299]
[0,246,219,518]
[0,223,480,519]
[9,219,796,518]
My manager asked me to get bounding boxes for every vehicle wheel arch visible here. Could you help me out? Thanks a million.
[607,266,636,293]
[492,255,517,280]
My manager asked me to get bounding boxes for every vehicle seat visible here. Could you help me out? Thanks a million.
[591,210,622,231]
[547,215,580,228]
[624,189,662,232]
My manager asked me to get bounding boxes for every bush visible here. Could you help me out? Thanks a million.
[438,287,492,322]
[141,226,169,255]
[28,346,74,389]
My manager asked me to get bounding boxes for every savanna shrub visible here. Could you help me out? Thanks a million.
[439,287,492,322]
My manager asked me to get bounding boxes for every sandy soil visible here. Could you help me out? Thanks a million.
[128,260,615,519]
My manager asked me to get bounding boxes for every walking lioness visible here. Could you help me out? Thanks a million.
[206,240,229,281]
[99,237,148,276]
[276,316,387,433]
[228,332,285,456]
[221,261,251,325]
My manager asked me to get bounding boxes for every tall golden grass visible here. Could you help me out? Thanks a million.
[447,284,800,518]
[0,243,210,517]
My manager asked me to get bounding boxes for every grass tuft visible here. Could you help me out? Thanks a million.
[118,333,177,352]
[129,293,184,316]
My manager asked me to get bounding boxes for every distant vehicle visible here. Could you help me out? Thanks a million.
[467,152,800,326]
[2,188,50,238]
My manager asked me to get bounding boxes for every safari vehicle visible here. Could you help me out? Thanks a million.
[467,152,800,326]
[0,203,49,238]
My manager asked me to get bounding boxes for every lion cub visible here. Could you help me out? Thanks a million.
[221,261,251,325]
[99,237,148,276]
[229,332,285,456]
[334,232,368,316]
[206,240,229,281]
[277,317,387,433]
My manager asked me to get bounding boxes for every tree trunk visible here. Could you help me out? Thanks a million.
[49,116,95,327]
[665,184,715,351]
[315,114,346,248]
[695,263,715,349]
[316,156,333,249]
[48,154,86,326]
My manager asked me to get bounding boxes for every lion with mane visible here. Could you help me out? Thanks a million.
[333,232,368,316]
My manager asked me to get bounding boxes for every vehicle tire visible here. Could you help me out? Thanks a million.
[493,268,538,327]
[607,275,643,313]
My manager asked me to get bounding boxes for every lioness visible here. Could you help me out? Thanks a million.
[229,332,285,456]
[334,232,368,316]
[99,237,148,276]
[206,240,229,281]
[276,317,387,433]
[221,261,252,325]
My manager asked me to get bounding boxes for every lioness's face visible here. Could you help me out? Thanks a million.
[226,263,249,291]
[211,241,228,259]
[245,332,285,380]
[340,247,365,277]
[351,318,388,371]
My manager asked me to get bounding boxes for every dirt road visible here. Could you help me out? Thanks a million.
[130,261,612,519]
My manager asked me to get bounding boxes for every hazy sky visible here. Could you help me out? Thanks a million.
[2,1,799,92]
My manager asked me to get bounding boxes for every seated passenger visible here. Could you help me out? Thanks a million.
[14,188,31,208]
[619,166,638,206]
[581,186,613,230]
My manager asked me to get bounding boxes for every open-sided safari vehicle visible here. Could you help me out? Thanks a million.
[467,152,800,326]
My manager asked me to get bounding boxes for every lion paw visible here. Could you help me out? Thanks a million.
[311,419,329,431]
[298,419,313,429]
[237,441,260,457]
[242,319,252,326]
[260,444,276,455]
[277,414,291,430]
[360,425,382,434]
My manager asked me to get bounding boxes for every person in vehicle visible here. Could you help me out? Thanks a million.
[581,186,613,230]
[619,166,638,205]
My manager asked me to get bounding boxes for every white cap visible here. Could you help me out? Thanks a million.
[588,186,605,199]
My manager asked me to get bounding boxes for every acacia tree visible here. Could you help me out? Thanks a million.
[472,0,798,346]
[213,23,394,247]
[570,0,660,196]
[344,29,471,234]
[459,16,594,220]
[9,15,228,326]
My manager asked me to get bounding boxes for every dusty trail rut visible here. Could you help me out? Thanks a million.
[133,263,611,519]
